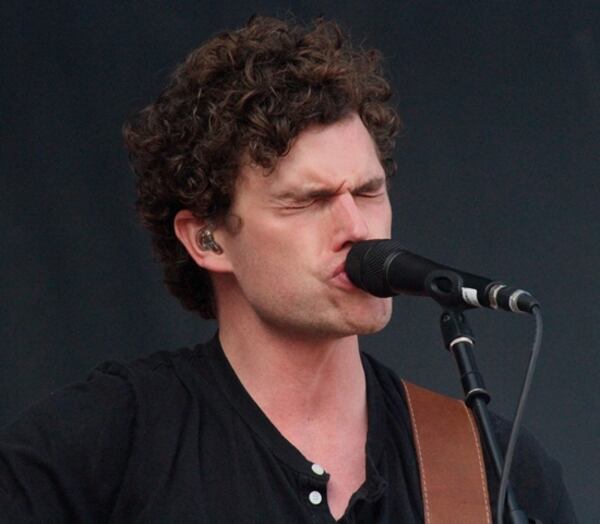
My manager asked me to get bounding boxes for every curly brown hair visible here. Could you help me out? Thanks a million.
[123,16,401,319]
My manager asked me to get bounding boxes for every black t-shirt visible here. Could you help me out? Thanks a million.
[0,335,577,523]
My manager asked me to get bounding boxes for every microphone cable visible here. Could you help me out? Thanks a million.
[497,306,544,524]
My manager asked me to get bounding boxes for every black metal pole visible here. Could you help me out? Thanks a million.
[440,308,530,524]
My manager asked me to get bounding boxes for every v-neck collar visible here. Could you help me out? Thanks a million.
[202,333,387,498]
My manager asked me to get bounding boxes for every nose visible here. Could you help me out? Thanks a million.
[330,192,369,251]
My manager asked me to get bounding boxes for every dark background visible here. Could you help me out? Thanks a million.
[2,1,598,520]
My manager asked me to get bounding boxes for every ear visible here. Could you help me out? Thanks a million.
[173,210,233,273]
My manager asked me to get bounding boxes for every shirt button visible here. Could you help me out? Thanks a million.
[309,490,323,505]
[311,463,325,476]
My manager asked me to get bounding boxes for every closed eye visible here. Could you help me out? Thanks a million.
[285,202,315,210]
[353,191,387,202]
[356,191,385,198]
[282,198,321,211]
[284,191,384,210]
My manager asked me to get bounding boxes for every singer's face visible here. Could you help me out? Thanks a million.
[218,113,393,338]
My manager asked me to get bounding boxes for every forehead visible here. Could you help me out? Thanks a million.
[236,114,385,198]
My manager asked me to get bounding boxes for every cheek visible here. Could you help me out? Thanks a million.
[365,202,392,236]
[228,222,308,279]
[247,214,326,257]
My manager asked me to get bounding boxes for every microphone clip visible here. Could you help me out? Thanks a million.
[424,270,472,309]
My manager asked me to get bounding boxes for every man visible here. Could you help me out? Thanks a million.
[0,16,575,523]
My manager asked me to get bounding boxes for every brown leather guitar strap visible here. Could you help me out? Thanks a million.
[402,380,492,524]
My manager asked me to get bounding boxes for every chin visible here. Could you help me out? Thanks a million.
[273,309,391,340]
[253,295,393,340]
[347,316,391,336]
[342,300,393,336]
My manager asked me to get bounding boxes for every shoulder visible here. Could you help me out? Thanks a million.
[87,340,216,420]
[360,350,404,394]
[359,353,577,522]
[0,339,218,522]
[2,339,215,443]
[94,344,200,393]
[486,412,578,523]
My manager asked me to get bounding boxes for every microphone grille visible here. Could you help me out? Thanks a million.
[346,239,405,297]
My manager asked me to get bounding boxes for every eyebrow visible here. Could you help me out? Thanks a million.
[272,175,386,204]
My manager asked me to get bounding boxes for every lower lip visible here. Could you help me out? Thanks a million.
[332,271,359,290]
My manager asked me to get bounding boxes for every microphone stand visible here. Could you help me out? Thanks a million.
[439,307,533,524]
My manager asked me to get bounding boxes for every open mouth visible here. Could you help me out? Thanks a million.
[331,263,358,290]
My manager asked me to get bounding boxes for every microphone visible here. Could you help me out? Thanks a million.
[345,239,539,314]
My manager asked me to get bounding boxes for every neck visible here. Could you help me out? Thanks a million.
[216,289,369,512]
[217,308,366,431]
